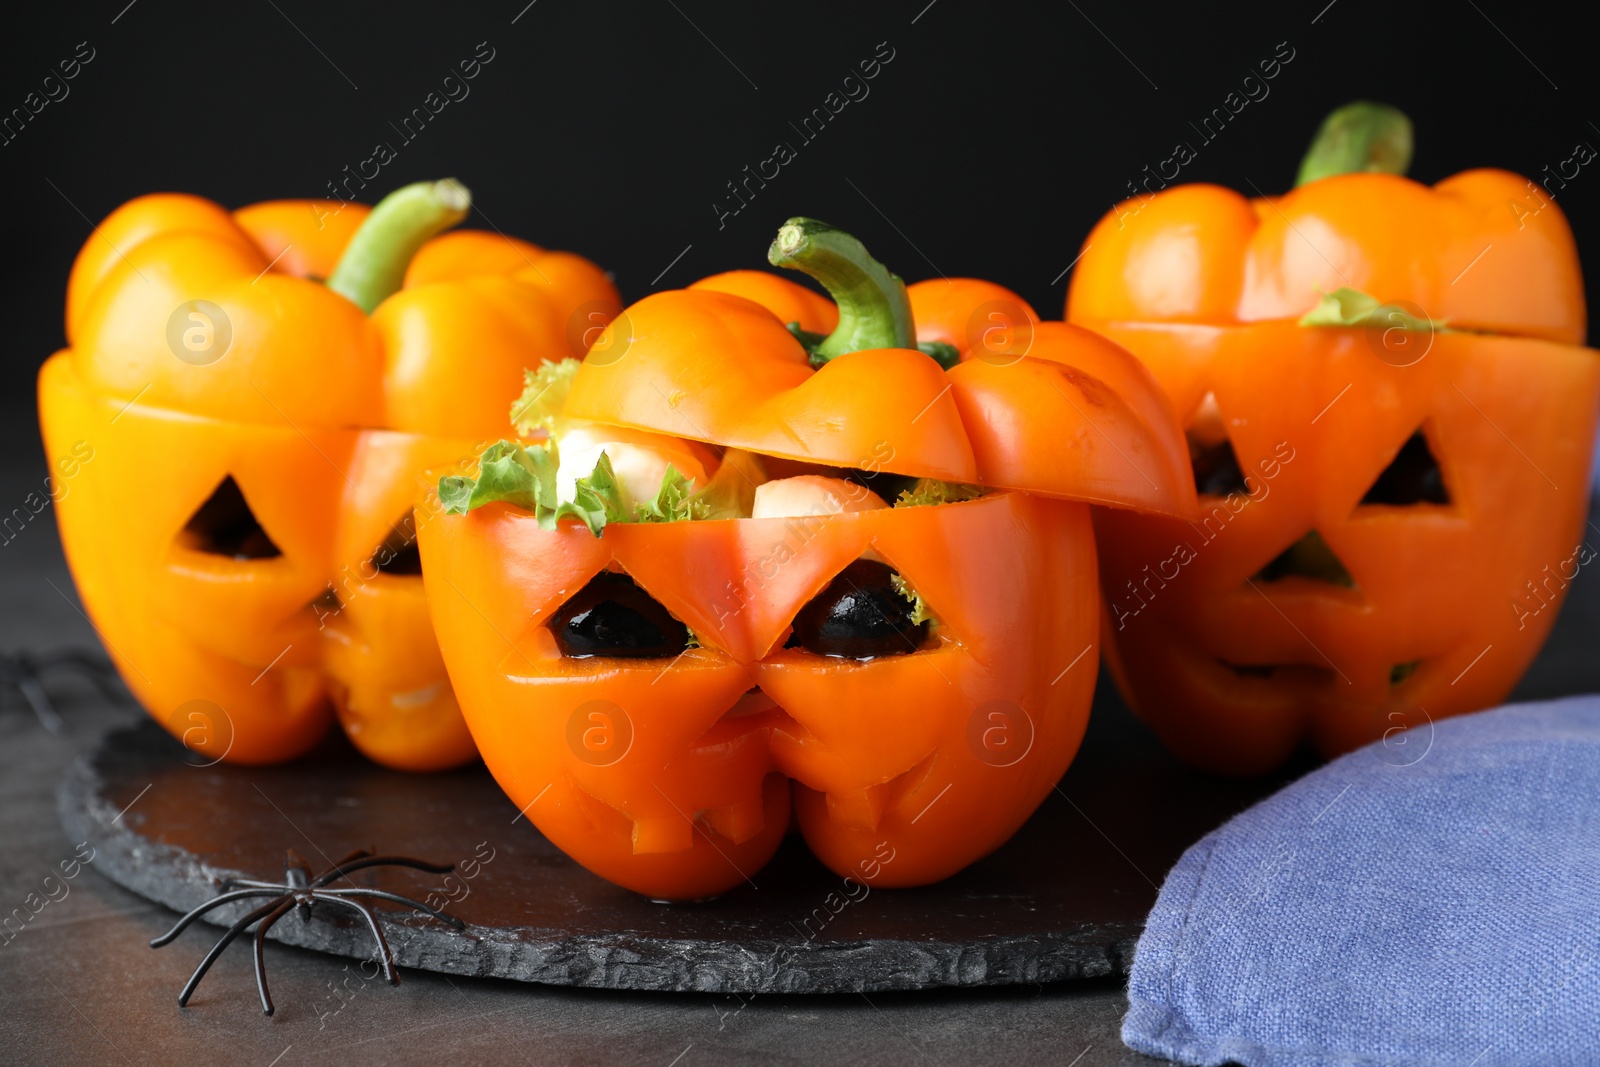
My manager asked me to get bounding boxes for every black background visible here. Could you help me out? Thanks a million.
[2,0,1596,470]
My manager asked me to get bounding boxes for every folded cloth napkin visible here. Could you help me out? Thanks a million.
[1123,695,1600,1067]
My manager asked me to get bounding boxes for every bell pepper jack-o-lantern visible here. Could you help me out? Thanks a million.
[417,219,1197,900]
[1068,102,1600,774]
[37,179,621,768]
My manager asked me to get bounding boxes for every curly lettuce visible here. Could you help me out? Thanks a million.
[509,358,582,437]
[890,572,936,628]
[894,479,986,508]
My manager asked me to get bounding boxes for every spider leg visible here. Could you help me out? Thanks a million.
[319,888,465,929]
[176,898,287,1007]
[150,889,286,948]
[311,855,453,888]
[253,899,297,1016]
[15,673,67,735]
[302,850,371,910]
[325,849,374,872]
[220,878,292,891]
[318,896,400,986]
[42,649,131,705]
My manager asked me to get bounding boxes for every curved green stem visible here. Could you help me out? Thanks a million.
[768,218,914,363]
[1295,102,1413,187]
[327,179,471,313]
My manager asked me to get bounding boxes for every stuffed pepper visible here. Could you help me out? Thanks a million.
[417,219,1196,899]
[1069,102,1600,773]
[38,179,620,768]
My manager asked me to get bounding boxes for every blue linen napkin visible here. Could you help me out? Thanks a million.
[1122,695,1600,1066]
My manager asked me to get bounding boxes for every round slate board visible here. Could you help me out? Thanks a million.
[58,703,1302,994]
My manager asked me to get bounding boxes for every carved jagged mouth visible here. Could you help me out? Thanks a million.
[724,686,779,719]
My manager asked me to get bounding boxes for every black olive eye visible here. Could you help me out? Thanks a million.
[785,560,928,660]
[551,572,690,659]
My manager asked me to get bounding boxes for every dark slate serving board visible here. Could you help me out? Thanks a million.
[57,685,1304,994]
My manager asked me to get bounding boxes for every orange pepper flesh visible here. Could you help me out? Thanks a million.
[417,491,1098,899]
[39,187,620,768]
[564,277,1196,519]
[1069,106,1599,773]
[1089,325,1598,772]
[417,221,1196,897]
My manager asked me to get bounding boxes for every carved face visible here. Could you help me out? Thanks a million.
[39,191,621,769]
[1069,164,1599,773]
[417,488,1098,900]
[1090,323,1600,773]
[415,256,1199,899]
[39,355,481,767]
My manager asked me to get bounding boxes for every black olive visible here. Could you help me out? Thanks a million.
[785,560,927,660]
[1361,433,1450,506]
[181,476,282,560]
[1188,433,1248,497]
[551,572,690,659]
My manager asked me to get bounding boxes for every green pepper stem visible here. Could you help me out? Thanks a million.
[768,218,914,361]
[327,179,471,313]
[1295,102,1413,187]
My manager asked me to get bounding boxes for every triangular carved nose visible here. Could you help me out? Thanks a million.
[1254,530,1356,588]
[179,476,281,560]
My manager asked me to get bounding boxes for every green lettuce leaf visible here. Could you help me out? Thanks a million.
[438,440,626,538]
[894,479,987,508]
[632,464,708,523]
[1298,288,1447,332]
[442,434,779,533]
[439,440,548,514]
[509,358,582,437]
[552,452,628,535]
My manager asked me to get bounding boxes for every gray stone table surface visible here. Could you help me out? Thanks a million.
[4,438,1599,1065]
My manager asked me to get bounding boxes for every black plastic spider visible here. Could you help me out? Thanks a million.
[0,647,129,733]
[151,848,465,1016]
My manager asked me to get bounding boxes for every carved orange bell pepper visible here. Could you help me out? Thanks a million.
[418,219,1196,899]
[38,180,620,768]
[1069,102,1600,773]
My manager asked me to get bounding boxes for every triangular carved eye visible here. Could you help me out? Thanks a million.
[1255,530,1355,588]
[1361,431,1449,506]
[179,477,282,560]
[785,559,928,660]
[369,512,421,576]
[1190,434,1248,497]
[550,571,690,659]
[1186,393,1247,497]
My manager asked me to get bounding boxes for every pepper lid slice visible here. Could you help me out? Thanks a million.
[561,218,1197,518]
[63,179,621,436]
[1067,101,1586,343]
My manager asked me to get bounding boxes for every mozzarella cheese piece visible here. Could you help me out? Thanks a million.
[750,475,888,519]
[556,425,709,510]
